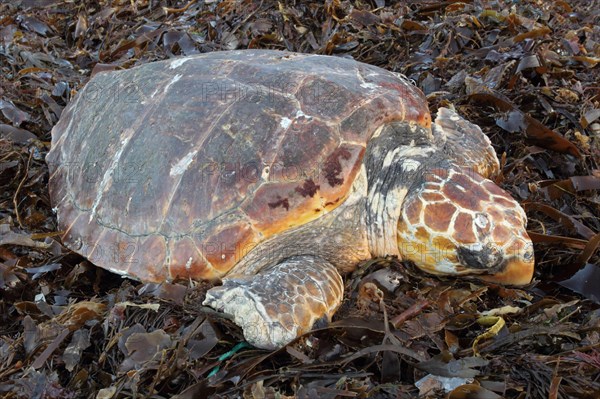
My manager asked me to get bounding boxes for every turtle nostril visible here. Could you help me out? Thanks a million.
[457,243,502,270]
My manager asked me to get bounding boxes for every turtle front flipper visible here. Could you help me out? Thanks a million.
[432,107,500,178]
[203,256,343,350]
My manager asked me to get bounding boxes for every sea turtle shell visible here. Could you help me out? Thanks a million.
[46,50,431,282]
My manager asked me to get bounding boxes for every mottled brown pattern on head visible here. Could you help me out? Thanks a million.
[447,171,470,187]
[425,168,447,183]
[503,210,524,227]
[423,182,442,192]
[421,191,446,203]
[505,235,530,253]
[424,202,456,232]
[487,208,504,223]
[492,224,512,244]
[432,236,457,259]
[415,226,430,242]
[442,178,485,211]
[422,254,439,272]
[482,179,516,199]
[492,196,519,209]
[453,212,476,243]
[321,278,341,307]
[404,196,423,225]
[453,173,491,198]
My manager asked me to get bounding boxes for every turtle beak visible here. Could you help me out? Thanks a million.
[479,229,535,286]
[479,256,534,286]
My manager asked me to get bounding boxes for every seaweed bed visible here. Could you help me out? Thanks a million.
[1,0,599,398]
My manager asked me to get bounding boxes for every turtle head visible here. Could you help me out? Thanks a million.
[397,163,534,286]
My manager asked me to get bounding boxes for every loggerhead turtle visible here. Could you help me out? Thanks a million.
[46,50,534,349]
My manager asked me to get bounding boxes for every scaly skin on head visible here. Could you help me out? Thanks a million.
[397,161,534,285]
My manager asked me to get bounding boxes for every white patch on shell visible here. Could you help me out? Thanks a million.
[280,117,292,129]
[89,132,134,222]
[185,257,193,270]
[295,110,311,119]
[261,165,270,181]
[61,108,77,140]
[360,82,379,90]
[163,74,182,94]
[126,196,133,214]
[170,150,197,177]
[169,58,190,69]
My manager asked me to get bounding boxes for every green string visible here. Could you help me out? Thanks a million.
[207,342,251,377]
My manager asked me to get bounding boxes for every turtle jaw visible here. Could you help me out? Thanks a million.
[457,232,535,286]
[478,255,534,286]
[398,222,534,286]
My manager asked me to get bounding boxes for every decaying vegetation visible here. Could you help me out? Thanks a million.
[1,0,599,397]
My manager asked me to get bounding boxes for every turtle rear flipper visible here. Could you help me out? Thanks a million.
[203,255,343,350]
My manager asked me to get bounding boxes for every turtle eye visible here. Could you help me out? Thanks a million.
[524,248,534,262]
